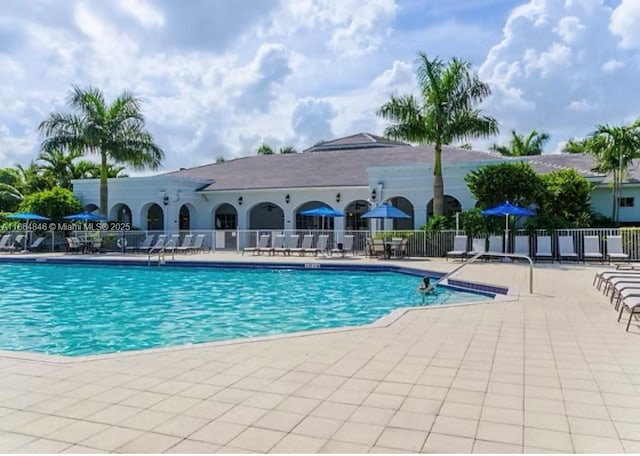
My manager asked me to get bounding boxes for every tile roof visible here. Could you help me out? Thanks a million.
[303,132,408,152]
[168,141,613,191]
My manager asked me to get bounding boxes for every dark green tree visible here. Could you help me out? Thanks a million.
[378,52,498,216]
[256,143,274,155]
[278,146,297,154]
[39,85,164,216]
[490,130,550,156]
[465,162,543,209]
[539,168,592,226]
[18,187,81,221]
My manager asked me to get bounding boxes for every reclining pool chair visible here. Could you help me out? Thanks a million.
[558,236,578,263]
[606,236,629,264]
[583,235,603,263]
[446,235,468,261]
[534,235,553,262]
[331,234,355,257]
[242,234,270,256]
[126,234,155,253]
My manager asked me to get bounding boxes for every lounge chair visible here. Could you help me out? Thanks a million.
[145,234,168,254]
[606,236,629,263]
[304,234,328,256]
[488,235,503,255]
[292,234,313,256]
[2,234,24,253]
[616,293,640,332]
[175,234,194,254]
[369,238,386,258]
[66,237,83,254]
[514,235,530,257]
[446,235,468,261]
[534,235,553,262]
[0,234,11,252]
[164,234,180,254]
[331,235,355,257]
[468,238,487,258]
[558,236,578,262]
[242,234,270,256]
[583,235,603,263]
[191,234,206,253]
[126,234,154,253]
[27,236,45,252]
[271,234,288,255]
[593,270,640,291]
[283,234,300,256]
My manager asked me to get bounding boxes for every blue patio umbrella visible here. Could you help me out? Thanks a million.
[5,212,50,252]
[361,203,411,220]
[63,211,105,222]
[300,206,345,230]
[482,202,535,251]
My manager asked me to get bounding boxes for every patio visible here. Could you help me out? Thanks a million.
[0,253,638,453]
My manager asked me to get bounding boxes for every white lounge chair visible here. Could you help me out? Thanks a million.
[534,235,553,262]
[126,234,154,253]
[488,235,503,254]
[331,235,355,257]
[446,235,468,261]
[293,234,314,256]
[514,235,530,257]
[175,234,194,254]
[583,235,603,263]
[191,234,206,253]
[164,234,180,254]
[146,234,168,254]
[0,234,11,251]
[242,234,270,256]
[558,236,578,262]
[271,234,287,255]
[606,236,629,263]
[283,234,300,256]
[305,234,328,256]
[27,236,45,252]
[468,238,487,258]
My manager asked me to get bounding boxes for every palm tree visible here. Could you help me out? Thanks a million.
[278,146,297,154]
[37,148,83,189]
[257,144,275,155]
[490,130,550,156]
[565,121,640,222]
[378,52,498,215]
[38,86,164,216]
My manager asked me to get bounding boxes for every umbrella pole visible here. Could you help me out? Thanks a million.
[505,215,508,253]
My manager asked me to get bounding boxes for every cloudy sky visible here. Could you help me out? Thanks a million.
[0,0,638,173]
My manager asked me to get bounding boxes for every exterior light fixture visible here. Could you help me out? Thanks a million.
[285,194,290,204]
[336,193,341,203]
[370,188,377,202]
[238,196,243,206]
[162,194,169,206]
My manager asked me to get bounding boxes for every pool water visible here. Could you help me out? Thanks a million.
[0,263,490,356]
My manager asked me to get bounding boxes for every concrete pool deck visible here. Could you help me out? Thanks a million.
[0,252,639,453]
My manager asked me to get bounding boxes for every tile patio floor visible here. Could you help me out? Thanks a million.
[0,252,639,453]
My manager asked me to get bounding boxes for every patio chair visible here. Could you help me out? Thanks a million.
[487,235,503,255]
[27,236,45,252]
[534,235,553,262]
[331,234,355,257]
[617,294,640,332]
[126,234,154,253]
[164,234,181,254]
[2,234,25,253]
[558,236,578,263]
[271,234,287,255]
[468,238,487,258]
[514,235,530,257]
[282,234,300,256]
[446,235,468,261]
[292,234,313,256]
[369,238,386,258]
[85,237,102,254]
[66,237,83,254]
[242,234,270,256]
[304,234,328,256]
[175,234,194,254]
[583,235,603,263]
[606,236,629,263]
[145,234,168,254]
[0,234,11,251]
[190,234,206,253]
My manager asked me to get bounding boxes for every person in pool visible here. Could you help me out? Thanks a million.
[418,276,435,294]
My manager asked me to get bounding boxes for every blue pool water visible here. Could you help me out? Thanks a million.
[0,263,490,356]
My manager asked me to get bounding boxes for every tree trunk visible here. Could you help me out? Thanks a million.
[433,143,444,216]
[100,151,108,218]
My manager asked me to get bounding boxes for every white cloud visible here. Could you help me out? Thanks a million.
[610,0,640,49]
[117,0,164,27]
[603,59,624,72]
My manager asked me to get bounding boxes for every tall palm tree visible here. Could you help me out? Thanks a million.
[565,121,640,222]
[278,146,297,154]
[490,130,550,156]
[378,52,498,215]
[37,148,83,189]
[38,86,164,216]
[257,144,275,155]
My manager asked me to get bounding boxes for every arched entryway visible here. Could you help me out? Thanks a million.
[146,203,164,231]
[214,203,238,229]
[109,203,132,224]
[179,204,191,230]
[344,199,369,230]
[388,196,414,230]
[427,195,462,217]
[83,203,100,213]
[248,202,284,230]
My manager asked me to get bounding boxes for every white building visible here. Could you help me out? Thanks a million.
[72,133,639,248]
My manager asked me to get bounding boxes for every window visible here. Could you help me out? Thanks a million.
[619,197,634,208]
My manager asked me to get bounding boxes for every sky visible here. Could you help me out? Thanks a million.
[0,0,639,174]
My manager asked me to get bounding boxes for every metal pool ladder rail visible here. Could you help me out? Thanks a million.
[148,244,174,266]
[434,252,534,294]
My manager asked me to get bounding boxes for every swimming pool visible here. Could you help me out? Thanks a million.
[0,262,492,356]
